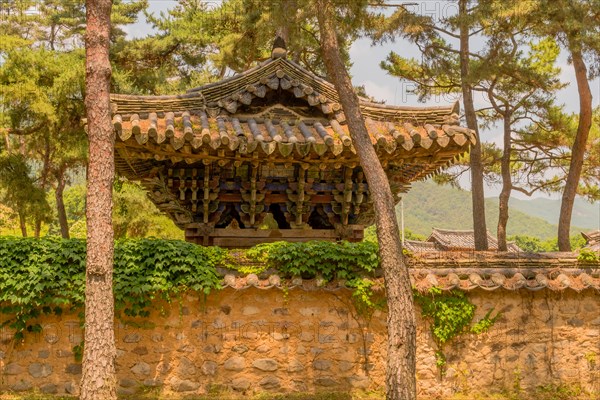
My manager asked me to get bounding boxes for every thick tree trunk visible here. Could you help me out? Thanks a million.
[19,212,27,237]
[275,0,299,62]
[33,221,42,238]
[497,112,512,251]
[459,0,488,250]
[81,0,117,399]
[2,133,10,152]
[557,48,592,251]
[34,134,52,238]
[55,169,70,239]
[316,3,416,400]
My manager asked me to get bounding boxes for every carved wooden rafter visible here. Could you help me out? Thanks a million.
[239,163,266,227]
[285,166,316,228]
[142,174,193,228]
[142,161,384,232]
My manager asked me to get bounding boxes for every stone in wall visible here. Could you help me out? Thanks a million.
[29,362,52,378]
[253,358,278,371]
[224,356,246,371]
[231,377,251,391]
[130,361,151,376]
[201,360,217,376]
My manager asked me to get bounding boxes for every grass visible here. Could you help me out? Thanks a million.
[448,384,597,400]
[0,393,378,400]
[0,385,597,400]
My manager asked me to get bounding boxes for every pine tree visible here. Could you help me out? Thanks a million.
[468,3,564,249]
[376,0,490,249]
[513,106,600,203]
[80,0,117,397]
[0,0,146,237]
[530,0,599,250]
[316,1,416,398]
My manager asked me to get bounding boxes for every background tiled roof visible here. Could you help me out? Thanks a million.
[582,230,600,251]
[425,228,521,252]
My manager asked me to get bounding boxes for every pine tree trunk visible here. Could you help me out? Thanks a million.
[2,133,9,152]
[275,0,293,43]
[557,48,592,251]
[81,0,117,399]
[275,0,298,62]
[35,134,52,238]
[55,169,70,239]
[316,3,416,399]
[497,112,512,251]
[459,0,488,250]
[34,221,42,238]
[19,212,27,237]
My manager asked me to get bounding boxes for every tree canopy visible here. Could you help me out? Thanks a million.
[0,0,597,248]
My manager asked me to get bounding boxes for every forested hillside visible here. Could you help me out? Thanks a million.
[509,197,599,230]
[401,181,588,240]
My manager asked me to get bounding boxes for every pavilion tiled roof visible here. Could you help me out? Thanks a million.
[110,57,475,183]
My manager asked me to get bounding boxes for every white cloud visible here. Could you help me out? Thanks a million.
[359,80,396,104]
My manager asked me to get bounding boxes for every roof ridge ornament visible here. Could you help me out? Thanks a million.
[271,36,288,59]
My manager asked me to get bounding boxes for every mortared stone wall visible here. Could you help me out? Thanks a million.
[0,286,599,398]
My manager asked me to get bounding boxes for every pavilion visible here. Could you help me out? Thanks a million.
[110,40,475,247]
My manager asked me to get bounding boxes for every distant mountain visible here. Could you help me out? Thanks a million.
[399,181,588,240]
[509,197,599,231]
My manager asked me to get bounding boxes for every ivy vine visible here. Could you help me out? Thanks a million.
[346,277,386,316]
[245,240,379,280]
[0,235,501,367]
[414,286,501,370]
[0,237,223,339]
[113,239,224,317]
[578,248,599,262]
[0,237,86,339]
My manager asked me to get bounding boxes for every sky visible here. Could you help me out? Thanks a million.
[124,0,600,202]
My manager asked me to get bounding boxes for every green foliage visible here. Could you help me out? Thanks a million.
[246,241,379,281]
[471,309,502,335]
[414,287,476,346]
[0,237,223,338]
[346,277,385,316]
[509,234,586,252]
[363,225,426,244]
[0,0,146,238]
[40,182,184,240]
[578,248,599,262]
[376,0,599,245]
[532,384,584,400]
[514,106,600,203]
[0,154,52,233]
[0,237,86,338]
[414,287,500,371]
[112,181,184,240]
[113,239,223,317]
[0,44,87,238]
[508,235,548,253]
[541,234,588,252]
[111,0,359,97]
[246,241,383,316]
[224,250,268,275]
[72,342,84,363]
[0,238,383,339]
[508,233,589,253]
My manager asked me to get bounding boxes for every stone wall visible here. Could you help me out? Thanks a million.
[1,286,599,398]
